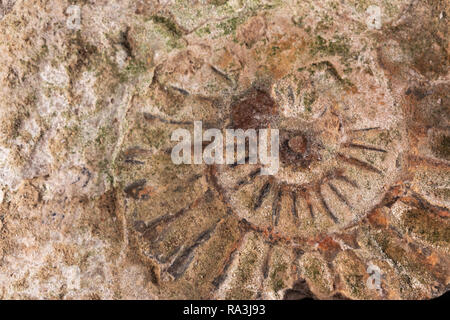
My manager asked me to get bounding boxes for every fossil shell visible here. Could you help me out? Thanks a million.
[0,0,448,299]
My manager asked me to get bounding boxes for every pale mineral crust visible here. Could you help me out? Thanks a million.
[0,0,448,300]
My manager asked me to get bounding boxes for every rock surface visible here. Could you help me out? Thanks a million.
[0,0,448,299]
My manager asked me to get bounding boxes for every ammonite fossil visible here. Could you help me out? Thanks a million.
[113,1,448,300]
[0,0,448,299]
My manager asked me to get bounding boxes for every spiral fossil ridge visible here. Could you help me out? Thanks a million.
[0,0,448,299]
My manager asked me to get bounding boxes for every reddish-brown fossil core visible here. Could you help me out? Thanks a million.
[231,89,278,130]
[288,135,308,154]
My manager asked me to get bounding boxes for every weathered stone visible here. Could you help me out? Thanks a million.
[0,0,448,300]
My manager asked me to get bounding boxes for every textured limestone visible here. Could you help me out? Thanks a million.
[0,0,448,299]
